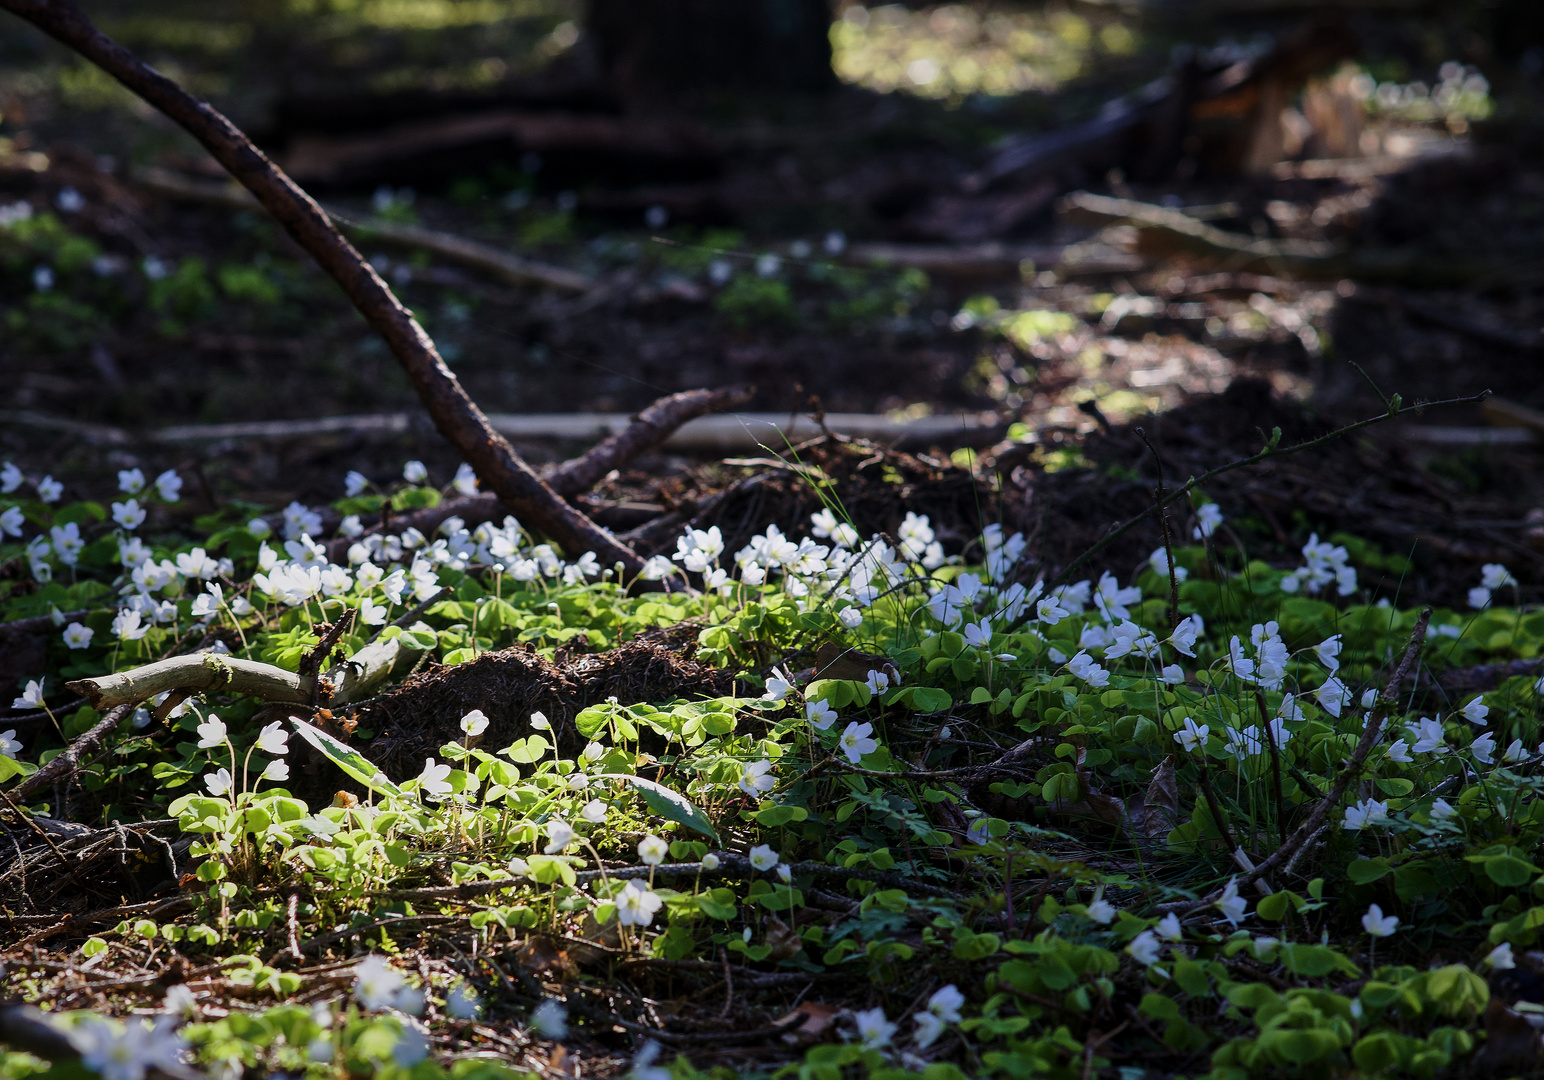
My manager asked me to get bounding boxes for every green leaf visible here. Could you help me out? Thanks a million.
[0,755,27,783]
[1139,993,1180,1021]
[289,717,402,798]
[1485,854,1537,888]
[501,735,550,764]
[1348,857,1393,885]
[597,773,718,841]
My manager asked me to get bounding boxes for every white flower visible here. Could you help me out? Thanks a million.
[261,759,290,783]
[1470,732,1497,765]
[154,469,182,502]
[1316,676,1350,718]
[0,729,20,758]
[838,606,863,629]
[629,1040,671,1080]
[1461,696,1489,725]
[529,711,551,730]
[583,741,606,762]
[1468,586,1492,609]
[926,985,964,1024]
[1156,913,1183,942]
[343,470,369,497]
[1193,503,1223,539]
[1481,563,1517,590]
[452,462,479,496]
[1224,725,1262,762]
[1173,717,1209,754]
[72,1016,186,1080]
[1216,879,1248,926]
[1066,650,1110,688]
[913,1011,945,1049]
[0,462,20,493]
[11,679,45,710]
[418,757,452,800]
[1385,739,1413,764]
[1148,546,1188,582]
[776,864,792,883]
[739,759,776,797]
[1486,942,1517,970]
[962,619,992,648]
[358,597,388,626]
[614,879,664,927]
[763,667,794,702]
[255,721,289,755]
[854,1007,895,1050]
[37,475,62,503]
[1314,634,1342,673]
[113,609,148,641]
[806,699,838,731]
[112,498,147,530]
[638,834,669,865]
[531,1000,568,1039]
[749,844,779,871]
[1225,636,1255,682]
[1036,597,1070,625]
[1361,903,1399,937]
[403,460,428,484]
[0,506,22,538]
[459,709,489,736]
[1126,930,1162,966]
[1503,738,1528,764]
[1343,797,1389,831]
[163,984,198,1021]
[581,799,608,823]
[1086,899,1116,924]
[544,818,574,854]
[196,716,228,749]
[839,721,878,763]
[204,768,233,797]
[1408,716,1447,755]
[445,982,480,1020]
[1430,798,1456,821]
[354,956,405,1011]
[62,622,94,649]
[701,853,721,871]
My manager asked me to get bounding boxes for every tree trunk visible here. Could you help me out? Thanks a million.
[586,0,836,102]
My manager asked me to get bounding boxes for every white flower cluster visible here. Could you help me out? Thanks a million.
[1278,532,1357,597]
[1468,562,1517,610]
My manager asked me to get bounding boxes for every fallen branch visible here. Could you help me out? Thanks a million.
[64,638,401,713]
[132,165,592,294]
[0,0,644,575]
[543,385,756,497]
[12,705,130,802]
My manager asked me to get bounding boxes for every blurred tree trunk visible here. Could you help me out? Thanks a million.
[586,0,836,102]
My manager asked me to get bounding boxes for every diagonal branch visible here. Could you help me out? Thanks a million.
[0,0,645,574]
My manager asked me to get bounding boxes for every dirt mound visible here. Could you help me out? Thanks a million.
[354,626,737,781]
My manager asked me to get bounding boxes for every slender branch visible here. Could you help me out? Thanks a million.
[12,705,130,802]
[1135,426,1180,631]
[544,385,757,497]
[0,0,644,573]
[1043,393,1489,593]
[1181,607,1432,910]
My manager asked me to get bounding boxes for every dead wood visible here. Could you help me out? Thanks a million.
[543,386,756,496]
[0,0,645,574]
[12,705,131,803]
[132,166,592,293]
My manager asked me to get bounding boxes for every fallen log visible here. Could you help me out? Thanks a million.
[0,0,646,575]
[132,165,592,294]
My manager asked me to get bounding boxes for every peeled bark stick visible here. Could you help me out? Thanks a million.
[66,639,402,712]
[0,0,643,576]
[544,385,757,497]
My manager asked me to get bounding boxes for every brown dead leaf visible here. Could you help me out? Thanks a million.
[777,1000,837,1044]
[764,916,804,962]
[1139,756,1180,838]
[514,935,576,978]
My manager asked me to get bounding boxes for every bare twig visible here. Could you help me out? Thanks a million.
[1135,426,1180,632]
[1040,393,1489,594]
[544,386,757,497]
[1182,608,1432,910]
[13,705,130,803]
[0,0,645,573]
